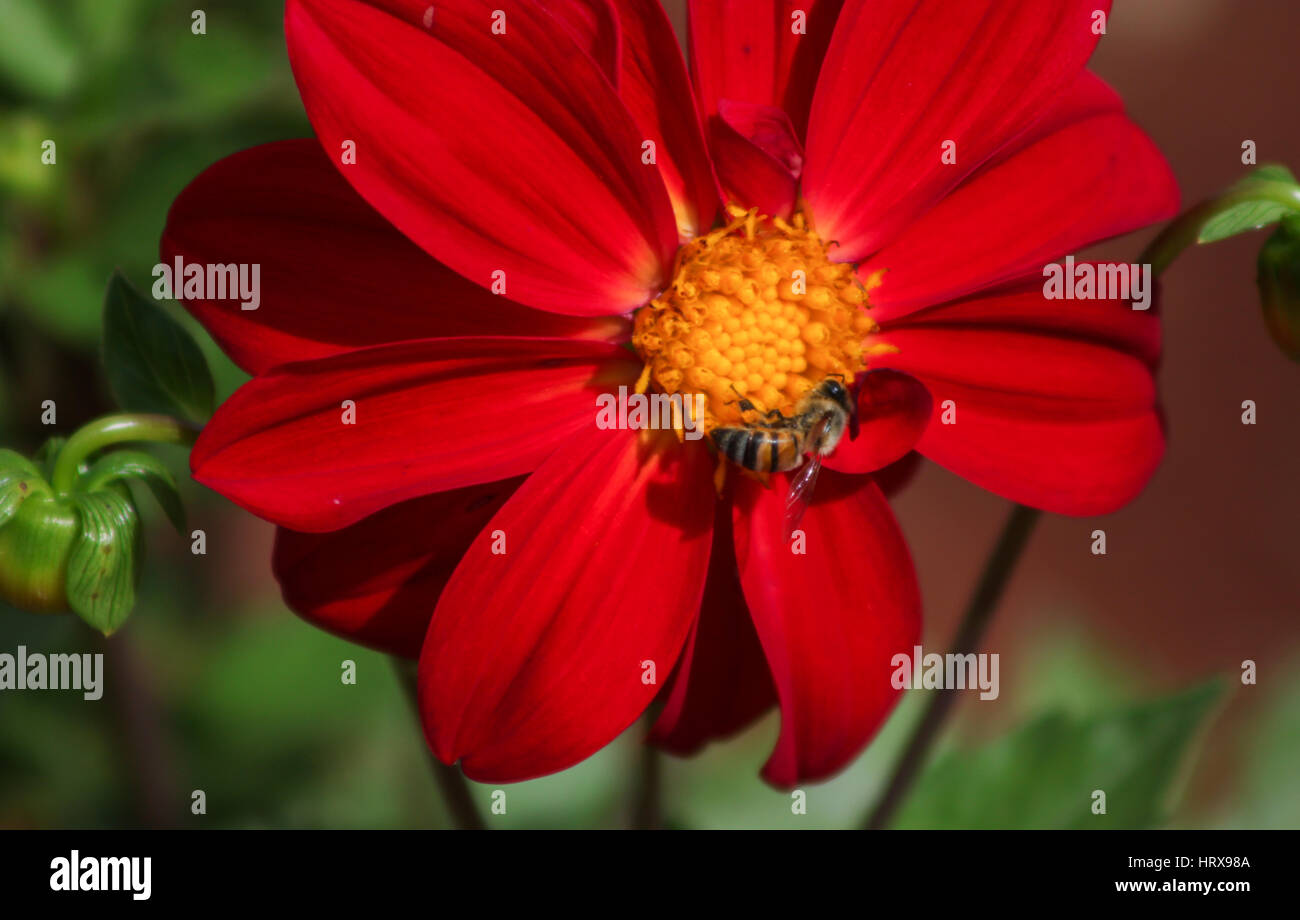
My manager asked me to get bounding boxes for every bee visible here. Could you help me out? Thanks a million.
[711,376,855,537]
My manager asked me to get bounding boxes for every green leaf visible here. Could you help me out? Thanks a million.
[65,490,140,635]
[162,25,277,119]
[0,113,61,200]
[1199,165,1300,244]
[1228,658,1300,828]
[14,251,106,345]
[893,682,1223,829]
[1246,164,1295,183]
[0,449,49,527]
[1257,214,1300,361]
[102,270,215,422]
[0,0,80,102]
[80,450,185,534]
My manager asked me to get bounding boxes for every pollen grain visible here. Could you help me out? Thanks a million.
[631,206,875,432]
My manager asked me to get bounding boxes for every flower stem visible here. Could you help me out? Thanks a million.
[1139,179,1300,275]
[389,658,485,830]
[50,413,199,493]
[631,733,663,829]
[862,504,1040,830]
[99,632,181,827]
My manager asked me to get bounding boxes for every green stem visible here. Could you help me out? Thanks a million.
[390,658,485,830]
[1140,179,1300,275]
[50,413,199,493]
[862,504,1040,830]
[861,174,1299,830]
[631,732,663,829]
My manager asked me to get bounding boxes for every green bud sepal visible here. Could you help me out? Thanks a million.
[0,416,193,635]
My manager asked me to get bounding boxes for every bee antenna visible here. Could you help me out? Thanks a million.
[723,382,758,413]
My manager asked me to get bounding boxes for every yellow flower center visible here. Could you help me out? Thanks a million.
[632,206,878,434]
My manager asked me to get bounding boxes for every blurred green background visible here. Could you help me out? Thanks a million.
[1,0,1297,828]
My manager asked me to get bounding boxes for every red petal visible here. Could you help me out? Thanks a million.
[859,113,1179,320]
[650,495,775,754]
[804,0,1111,261]
[711,100,802,218]
[286,0,678,315]
[191,337,637,531]
[272,478,523,658]
[546,0,622,86]
[733,471,920,786]
[873,325,1156,419]
[162,140,629,375]
[689,0,845,140]
[824,369,933,474]
[881,273,1161,368]
[612,0,721,237]
[871,323,1164,514]
[419,427,715,783]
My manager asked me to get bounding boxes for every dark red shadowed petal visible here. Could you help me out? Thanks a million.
[881,273,1162,368]
[859,113,1179,320]
[650,494,775,754]
[272,477,524,659]
[612,0,721,237]
[419,426,715,783]
[824,369,932,474]
[711,100,802,218]
[804,0,1110,262]
[871,322,1163,515]
[874,451,924,499]
[733,471,921,786]
[162,140,629,376]
[546,0,622,86]
[983,69,1123,171]
[285,0,678,315]
[689,0,845,140]
[191,337,638,532]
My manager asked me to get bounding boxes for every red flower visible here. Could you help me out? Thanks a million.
[165,0,1177,785]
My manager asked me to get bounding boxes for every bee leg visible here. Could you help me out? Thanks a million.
[634,362,653,395]
[712,454,728,497]
[726,383,756,413]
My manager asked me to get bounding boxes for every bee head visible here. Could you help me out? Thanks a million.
[820,376,853,414]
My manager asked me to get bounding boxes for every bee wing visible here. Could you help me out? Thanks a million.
[782,453,823,541]
[782,416,830,542]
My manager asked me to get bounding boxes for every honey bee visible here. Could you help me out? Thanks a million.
[711,377,855,537]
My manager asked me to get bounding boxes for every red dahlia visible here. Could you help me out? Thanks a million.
[164,0,1178,785]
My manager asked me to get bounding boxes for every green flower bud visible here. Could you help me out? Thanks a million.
[0,445,148,634]
[0,488,78,613]
[1257,214,1300,362]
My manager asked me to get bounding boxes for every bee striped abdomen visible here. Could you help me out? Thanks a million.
[711,427,803,473]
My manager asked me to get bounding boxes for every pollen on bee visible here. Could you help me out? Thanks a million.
[631,206,875,433]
